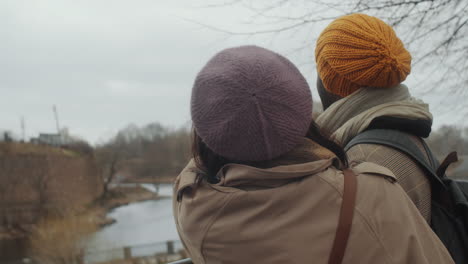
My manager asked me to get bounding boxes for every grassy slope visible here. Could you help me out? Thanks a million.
[0,142,78,157]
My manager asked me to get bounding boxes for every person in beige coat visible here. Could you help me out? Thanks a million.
[173,45,454,264]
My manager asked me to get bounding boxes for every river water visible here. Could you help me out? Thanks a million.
[86,184,180,258]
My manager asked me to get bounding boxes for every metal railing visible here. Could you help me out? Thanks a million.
[168,259,193,264]
[85,240,185,263]
[4,240,187,264]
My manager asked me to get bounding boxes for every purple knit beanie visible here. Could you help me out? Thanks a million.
[191,46,313,161]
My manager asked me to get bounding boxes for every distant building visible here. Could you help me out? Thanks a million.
[31,133,64,146]
[30,129,76,147]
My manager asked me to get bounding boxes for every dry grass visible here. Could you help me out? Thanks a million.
[0,145,102,231]
[29,210,100,264]
[0,142,77,157]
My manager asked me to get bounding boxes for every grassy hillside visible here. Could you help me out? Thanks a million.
[0,142,77,157]
[0,142,102,232]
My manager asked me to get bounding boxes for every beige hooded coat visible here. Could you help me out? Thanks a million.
[315,85,434,222]
[173,140,453,264]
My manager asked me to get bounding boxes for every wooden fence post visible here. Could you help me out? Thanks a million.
[77,249,85,264]
[167,241,175,255]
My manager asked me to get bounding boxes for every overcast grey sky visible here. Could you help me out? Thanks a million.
[0,0,459,144]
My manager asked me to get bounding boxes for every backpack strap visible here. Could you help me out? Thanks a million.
[344,129,445,188]
[437,151,458,178]
[328,169,357,264]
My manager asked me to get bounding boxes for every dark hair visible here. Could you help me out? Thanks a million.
[192,121,348,183]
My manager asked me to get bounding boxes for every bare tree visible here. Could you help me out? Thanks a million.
[0,156,18,227]
[95,122,192,189]
[3,131,13,142]
[94,136,128,198]
[198,0,468,117]
[426,125,468,157]
[32,157,51,217]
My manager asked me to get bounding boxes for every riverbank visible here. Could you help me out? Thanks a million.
[0,185,162,262]
[85,184,181,262]
[92,185,162,226]
[97,186,160,210]
[0,185,160,237]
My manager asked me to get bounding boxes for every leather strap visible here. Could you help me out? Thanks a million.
[436,151,458,178]
[328,169,358,264]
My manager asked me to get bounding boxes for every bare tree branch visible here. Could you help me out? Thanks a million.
[192,0,468,117]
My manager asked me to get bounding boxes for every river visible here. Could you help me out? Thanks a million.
[86,184,181,261]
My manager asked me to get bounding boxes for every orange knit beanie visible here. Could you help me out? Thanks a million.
[315,13,412,97]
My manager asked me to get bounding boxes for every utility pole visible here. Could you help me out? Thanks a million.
[53,105,60,134]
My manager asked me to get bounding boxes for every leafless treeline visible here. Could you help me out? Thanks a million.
[426,125,468,158]
[95,120,467,183]
[94,122,191,192]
